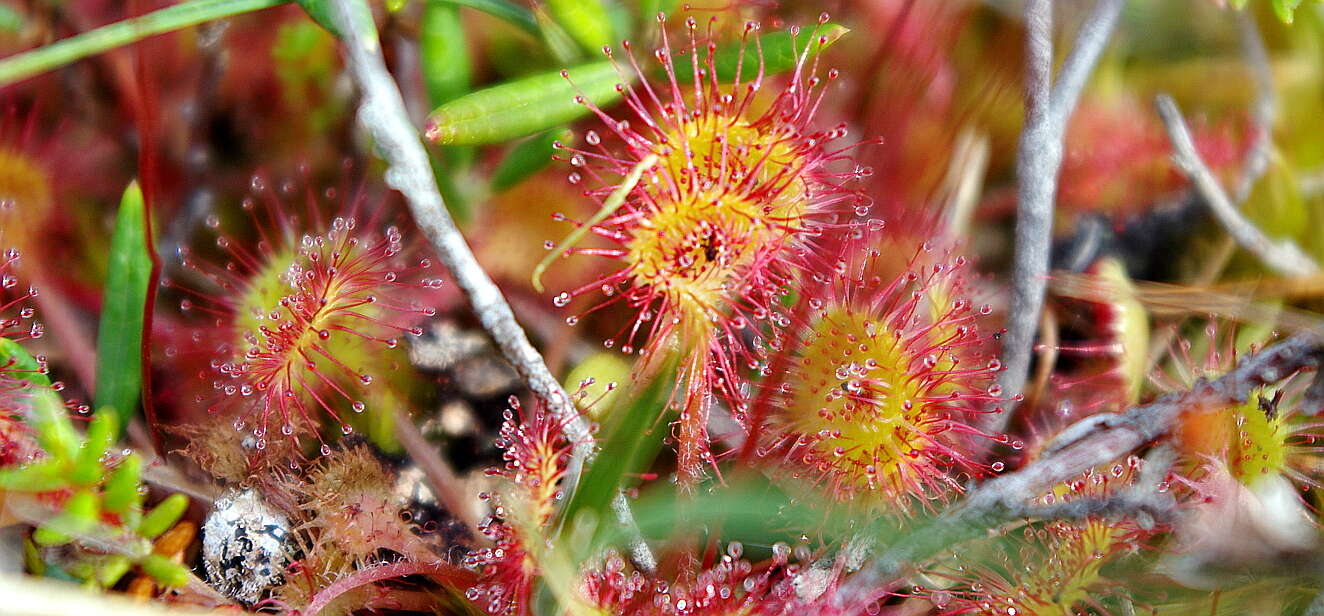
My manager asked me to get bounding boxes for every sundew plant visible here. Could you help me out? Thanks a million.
[6,0,1324,615]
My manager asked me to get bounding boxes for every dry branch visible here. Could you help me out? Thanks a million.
[995,0,1124,433]
[1156,94,1319,278]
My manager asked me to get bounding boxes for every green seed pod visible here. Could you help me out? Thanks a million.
[491,127,574,192]
[139,492,189,540]
[70,410,118,486]
[139,554,191,588]
[546,0,613,54]
[102,452,143,514]
[425,61,622,145]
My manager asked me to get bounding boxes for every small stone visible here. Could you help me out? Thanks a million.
[202,489,294,605]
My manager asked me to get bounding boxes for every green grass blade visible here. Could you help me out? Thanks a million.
[93,182,153,434]
[441,0,538,35]
[558,358,675,544]
[424,23,847,146]
[491,127,574,192]
[0,0,286,87]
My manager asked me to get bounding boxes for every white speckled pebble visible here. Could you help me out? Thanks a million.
[202,489,294,605]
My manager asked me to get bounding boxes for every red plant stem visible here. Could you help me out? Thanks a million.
[392,407,480,533]
[132,0,165,454]
[298,561,477,616]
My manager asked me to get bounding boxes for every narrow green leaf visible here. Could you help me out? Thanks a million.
[140,554,191,587]
[559,358,676,540]
[0,0,286,86]
[94,182,153,434]
[440,0,537,35]
[425,61,622,145]
[97,555,133,589]
[0,337,50,388]
[71,410,118,486]
[28,388,79,463]
[34,490,99,545]
[295,0,368,37]
[491,127,574,192]
[0,458,68,492]
[535,8,587,65]
[139,493,189,539]
[422,0,478,220]
[547,0,614,54]
[422,0,474,108]
[103,453,143,514]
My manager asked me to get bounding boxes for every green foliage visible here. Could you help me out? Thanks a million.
[422,0,474,108]
[0,0,285,86]
[0,4,23,33]
[0,406,189,587]
[1230,0,1321,23]
[546,0,614,55]
[491,127,574,192]
[425,61,620,145]
[558,359,675,554]
[0,332,188,589]
[93,182,152,435]
[688,23,850,84]
[440,0,538,35]
[0,337,50,388]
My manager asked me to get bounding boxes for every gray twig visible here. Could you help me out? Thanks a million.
[837,330,1324,609]
[1234,12,1274,203]
[1156,94,1319,277]
[995,0,1124,433]
[325,0,654,572]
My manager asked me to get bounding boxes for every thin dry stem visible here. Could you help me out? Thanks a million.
[1156,94,1319,277]
[995,0,1124,433]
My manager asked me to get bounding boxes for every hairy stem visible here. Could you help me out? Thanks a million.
[299,561,477,616]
